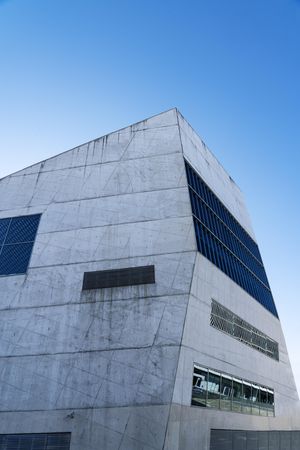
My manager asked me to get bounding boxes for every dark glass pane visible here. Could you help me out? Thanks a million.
[242,381,252,414]
[251,383,260,415]
[220,374,233,411]
[0,243,33,275]
[6,214,41,244]
[259,387,269,416]
[267,389,274,412]
[0,433,70,450]
[232,378,243,413]
[185,160,278,318]
[0,218,10,245]
[207,369,221,409]
[192,366,208,407]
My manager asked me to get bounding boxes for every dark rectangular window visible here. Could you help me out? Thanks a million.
[82,265,155,290]
[185,161,278,318]
[0,214,41,276]
[0,433,71,449]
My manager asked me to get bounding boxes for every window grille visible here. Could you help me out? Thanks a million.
[210,300,279,360]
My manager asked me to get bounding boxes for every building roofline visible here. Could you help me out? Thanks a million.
[0,107,178,181]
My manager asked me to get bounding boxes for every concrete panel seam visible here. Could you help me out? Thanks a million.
[0,292,190,313]
[0,343,180,360]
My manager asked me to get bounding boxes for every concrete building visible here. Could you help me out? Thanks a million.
[0,108,299,449]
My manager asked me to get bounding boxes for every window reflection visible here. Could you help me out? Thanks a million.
[232,378,242,413]
[192,366,208,407]
[267,389,274,416]
[259,387,269,416]
[207,370,221,409]
[251,383,260,415]
[220,374,232,411]
[242,381,252,414]
[191,364,274,417]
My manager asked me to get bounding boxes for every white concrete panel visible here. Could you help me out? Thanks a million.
[38,188,191,234]
[23,152,186,206]
[2,108,178,181]
[0,171,40,211]
[0,294,188,355]
[1,162,43,179]
[0,252,195,310]
[122,126,181,160]
[31,216,196,267]
[128,108,178,131]
[0,151,186,212]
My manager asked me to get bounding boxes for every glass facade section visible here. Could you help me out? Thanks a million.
[0,214,41,276]
[185,161,278,317]
[211,300,279,360]
[192,364,275,416]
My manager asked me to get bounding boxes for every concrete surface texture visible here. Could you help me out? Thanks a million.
[0,108,299,449]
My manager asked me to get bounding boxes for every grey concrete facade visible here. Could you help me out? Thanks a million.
[0,108,299,449]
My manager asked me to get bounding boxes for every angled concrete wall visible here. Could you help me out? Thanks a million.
[163,111,300,450]
[0,109,197,450]
[0,108,299,450]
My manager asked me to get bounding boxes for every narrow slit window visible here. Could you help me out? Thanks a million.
[82,265,155,290]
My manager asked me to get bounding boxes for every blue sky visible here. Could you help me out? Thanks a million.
[1,0,300,391]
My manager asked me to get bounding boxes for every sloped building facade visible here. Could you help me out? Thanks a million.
[0,109,299,449]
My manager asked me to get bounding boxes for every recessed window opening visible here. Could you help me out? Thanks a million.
[82,265,155,290]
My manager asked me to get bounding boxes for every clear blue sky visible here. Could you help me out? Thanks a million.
[1,0,300,391]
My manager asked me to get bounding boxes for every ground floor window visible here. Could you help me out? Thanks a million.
[211,430,300,450]
[0,433,71,449]
[192,364,274,416]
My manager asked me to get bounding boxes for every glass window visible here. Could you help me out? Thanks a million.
[259,387,269,416]
[232,377,243,413]
[220,374,233,411]
[0,214,41,276]
[267,389,274,416]
[0,218,10,245]
[251,383,260,415]
[185,160,278,318]
[192,366,208,407]
[207,369,221,409]
[191,364,274,417]
[242,381,252,414]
